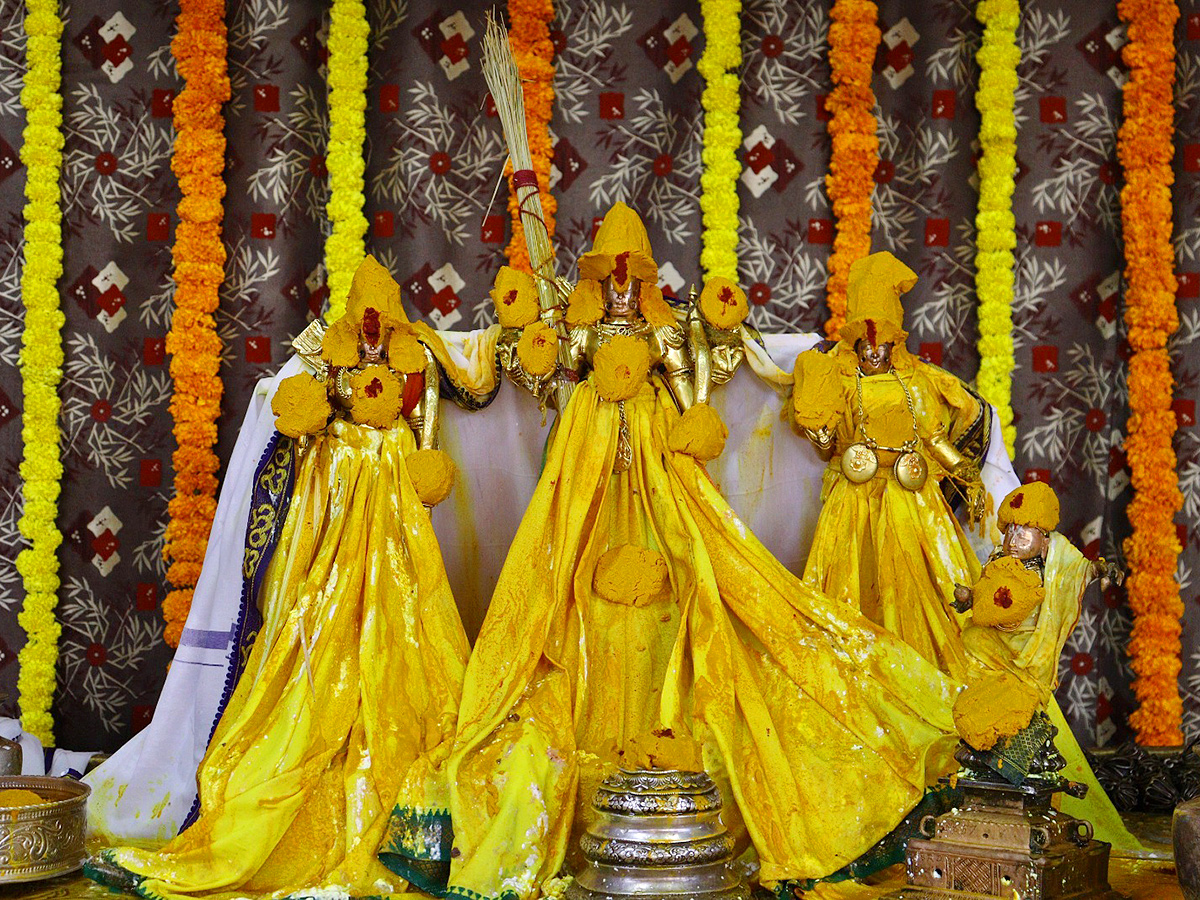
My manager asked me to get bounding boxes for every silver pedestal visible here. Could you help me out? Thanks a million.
[565,769,750,900]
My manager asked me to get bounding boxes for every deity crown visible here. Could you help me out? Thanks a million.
[840,250,918,347]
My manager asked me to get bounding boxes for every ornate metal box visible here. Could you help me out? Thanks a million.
[565,769,749,900]
[888,777,1120,900]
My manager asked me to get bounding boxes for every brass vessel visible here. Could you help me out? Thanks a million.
[565,769,749,900]
[887,776,1119,900]
[0,776,90,883]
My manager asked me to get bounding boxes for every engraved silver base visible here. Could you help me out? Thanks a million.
[565,769,750,900]
[0,776,90,884]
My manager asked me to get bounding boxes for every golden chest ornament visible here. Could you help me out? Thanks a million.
[840,442,878,483]
[843,369,929,492]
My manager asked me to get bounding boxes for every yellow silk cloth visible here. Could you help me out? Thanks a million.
[441,378,961,899]
[803,370,981,681]
[962,534,1142,853]
[104,419,469,900]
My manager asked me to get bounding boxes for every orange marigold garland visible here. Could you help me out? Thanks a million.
[162,0,231,648]
[504,0,556,273]
[824,0,881,338]
[1117,0,1183,745]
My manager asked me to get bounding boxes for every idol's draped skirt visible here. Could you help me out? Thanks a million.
[102,419,469,900]
[804,467,978,681]
[400,380,960,900]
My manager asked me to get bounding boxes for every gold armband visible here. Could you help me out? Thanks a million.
[927,428,967,473]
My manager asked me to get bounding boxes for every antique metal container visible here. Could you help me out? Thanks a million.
[1174,797,1200,900]
[0,738,22,777]
[887,776,1119,900]
[565,769,749,900]
[0,776,90,883]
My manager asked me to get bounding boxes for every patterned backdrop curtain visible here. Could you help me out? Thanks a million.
[0,0,1196,752]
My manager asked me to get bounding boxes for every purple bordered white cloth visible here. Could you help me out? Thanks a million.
[84,330,1019,842]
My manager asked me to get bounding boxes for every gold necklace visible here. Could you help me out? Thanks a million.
[839,367,929,491]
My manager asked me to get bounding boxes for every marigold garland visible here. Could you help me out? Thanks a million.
[162,0,231,649]
[697,0,741,282]
[1117,0,1184,745]
[824,0,881,338]
[505,0,556,273]
[324,0,369,320]
[973,0,1019,455]
[15,0,66,745]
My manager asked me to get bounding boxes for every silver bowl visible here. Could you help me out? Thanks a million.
[0,776,90,883]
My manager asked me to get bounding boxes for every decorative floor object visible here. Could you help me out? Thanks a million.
[564,769,750,900]
[884,775,1120,900]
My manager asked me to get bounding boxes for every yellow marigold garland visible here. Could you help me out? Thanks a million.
[697,0,741,282]
[1117,0,1184,745]
[15,0,66,745]
[162,0,231,649]
[505,0,556,272]
[324,0,369,320]
[824,0,880,338]
[973,0,1019,455]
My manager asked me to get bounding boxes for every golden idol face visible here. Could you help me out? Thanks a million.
[855,339,893,375]
[1002,524,1049,561]
[604,276,640,319]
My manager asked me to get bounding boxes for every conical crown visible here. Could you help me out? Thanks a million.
[345,255,408,325]
[840,251,917,346]
[578,202,658,288]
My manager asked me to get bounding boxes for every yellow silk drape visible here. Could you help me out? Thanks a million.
[104,419,469,900]
[801,360,985,681]
[437,378,961,900]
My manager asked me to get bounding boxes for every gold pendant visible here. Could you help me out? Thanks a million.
[840,443,878,483]
[894,450,928,491]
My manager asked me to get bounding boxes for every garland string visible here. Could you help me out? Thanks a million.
[973,0,1019,454]
[324,0,369,321]
[824,0,880,338]
[15,0,66,745]
[1117,0,1184,746]
[162,0,231,648]
[504,0,556,273]
[698,0,742,283]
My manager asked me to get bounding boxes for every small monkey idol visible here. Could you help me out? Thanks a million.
[948,481,1121,787]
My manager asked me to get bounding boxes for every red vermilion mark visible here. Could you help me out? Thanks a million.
[865,318,877,347]
[503,288,518,306]
[365,377,384,398]
[362,307,381,343]
[613,252,629,285]
[1011,493,1025,508]
[993,586,1013,609]
[718,285,735,309]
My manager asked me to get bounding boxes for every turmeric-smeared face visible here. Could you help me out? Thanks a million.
[1002,524,1048,561]
[604,275,640,319]
[854,338,893,375]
